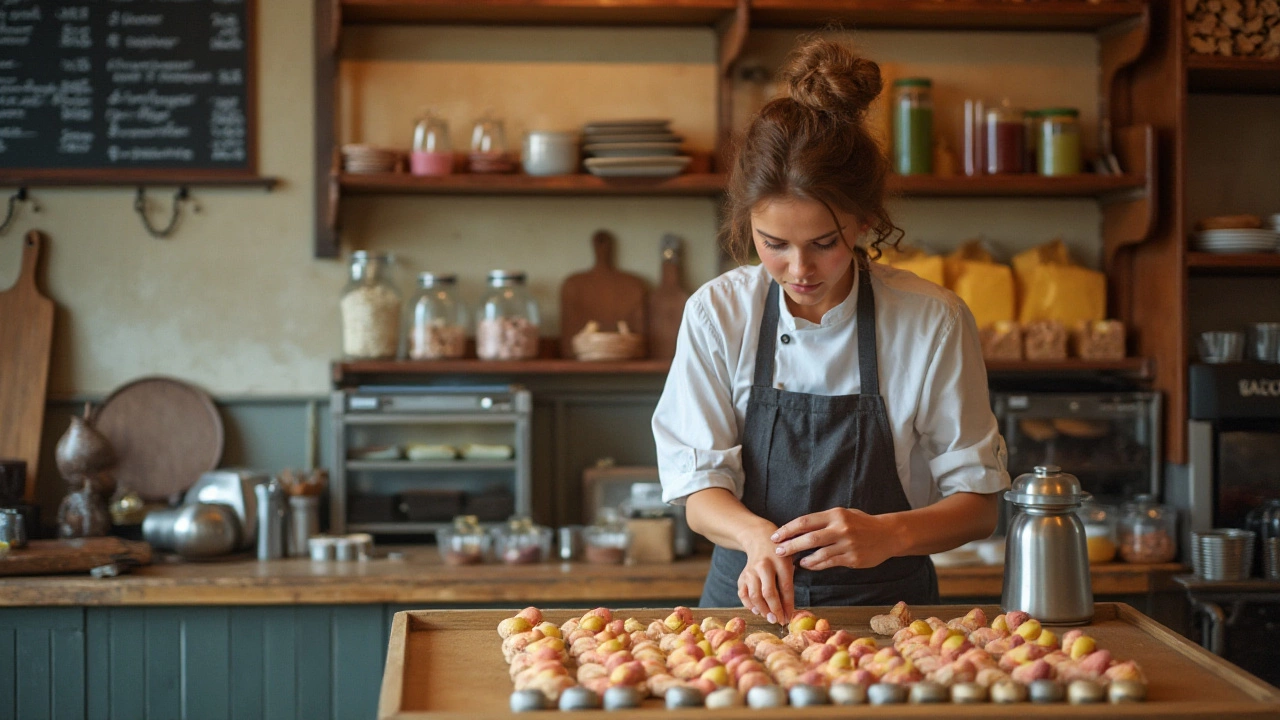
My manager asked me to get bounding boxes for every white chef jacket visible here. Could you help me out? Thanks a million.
[653,261,1010,510]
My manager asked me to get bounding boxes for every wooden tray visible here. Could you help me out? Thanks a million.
[379,603,1280,719]
[0,537,152,577]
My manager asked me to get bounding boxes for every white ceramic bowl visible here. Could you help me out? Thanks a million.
[523,131,580,176]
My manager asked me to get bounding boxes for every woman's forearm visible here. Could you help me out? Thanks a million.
[684,487,776,552]
[882,491,1001,558]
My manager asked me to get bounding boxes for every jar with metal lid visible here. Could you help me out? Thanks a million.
[492,516,553,565]
[410,273,468,360]
[892,78,933,176]
[984,103,1025,175]
[437,514,490,566]
[1003,465,1094,624]
[477,270,540,360]
[1076,499,1118,564]
[1038,108,1082,176]
[583,507,631,565]
[1117,494,1177,563]
[340,251,401,359]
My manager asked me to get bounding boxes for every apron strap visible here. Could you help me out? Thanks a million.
[854,258,880,396]
[753,281,781,389]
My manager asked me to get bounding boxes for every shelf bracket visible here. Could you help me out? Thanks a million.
[1101,124,1156,274]
[0,187,38,236]
[1099,7,1150,159]
[134,186,197,239]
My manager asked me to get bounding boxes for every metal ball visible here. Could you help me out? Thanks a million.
[1029,679,1066,703]
[867,682,907,705]
[746,684,788,708]
[602,685,642,711]
[829,682,868,705]
[950,681,988,703]
[788,684,830,707]
[509,689,547,713]
[990,680,1029,704]
[705,687,744,709]
[909,681,949,704]
[665,685,704,709]
[1108,680,1148,703]
[1068,679,1107,705]
[558,686,601,711]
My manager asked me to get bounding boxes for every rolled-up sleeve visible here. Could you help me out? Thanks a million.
[914,304,1011,498]
[652,295,744,505]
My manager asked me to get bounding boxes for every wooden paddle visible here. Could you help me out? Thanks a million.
[647,234,691,360]
[0,230,54,502]
[559,230,648,358]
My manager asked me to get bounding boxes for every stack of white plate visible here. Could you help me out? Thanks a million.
[581,119,691,178]
[342,144,401,174]
[1270,213,1280,234]
[1192,228,1279,254]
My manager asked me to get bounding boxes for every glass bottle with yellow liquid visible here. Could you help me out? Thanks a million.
[1077,499,1118,563]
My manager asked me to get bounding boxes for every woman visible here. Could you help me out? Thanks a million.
[652,38,1009,626]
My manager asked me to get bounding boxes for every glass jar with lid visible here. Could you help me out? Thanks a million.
[477,270,540,360]
[409,272,468,360]
[1038,108,1082,176]
[583,507,631,565]
[492,516,553,565]
[410,111,453,176]
[1076,499,1118,563]
[437,515,490,566]
[892,78,933,176]
[1117,494,1177,563]
[984,102,1025,175]
[339,251,401,359]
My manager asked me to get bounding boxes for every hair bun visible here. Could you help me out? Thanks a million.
[783,39,883,117]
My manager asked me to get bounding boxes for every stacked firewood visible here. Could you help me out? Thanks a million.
[1186,0,1280,57]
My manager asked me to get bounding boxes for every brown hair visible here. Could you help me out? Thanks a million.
[721,37,902,264]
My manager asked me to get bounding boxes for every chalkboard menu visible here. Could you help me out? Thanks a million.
[0,0,256,177]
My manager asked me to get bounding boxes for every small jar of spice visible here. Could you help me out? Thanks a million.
[1117,494,1177,564]
[583,508,631,565]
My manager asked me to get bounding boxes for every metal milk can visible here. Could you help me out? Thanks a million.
[1003,465,1095,625]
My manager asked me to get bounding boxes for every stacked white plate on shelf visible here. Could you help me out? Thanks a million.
[581,119,691,178]
[1191,227,1280,254]
[342,144,402,174]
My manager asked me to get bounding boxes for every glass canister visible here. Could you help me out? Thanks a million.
[583,507,631,565]
[892,78,933,176]
[340,251,401,359]
[477,270,540,360]
[437,514,490,566]
[409,272,468,360]
[1038,108,1082,176]
[1023,109,1042,173]
[410,111,453,176]
[1117,494,1177,563]
[984,103,1025,175]
[1076,500,1118,563]
[492,516,553,565]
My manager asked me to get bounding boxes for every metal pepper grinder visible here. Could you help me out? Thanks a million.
[254,480,287,561]
[1003,465,1095,625]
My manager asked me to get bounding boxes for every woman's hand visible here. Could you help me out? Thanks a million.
[737,525,796,626]
[771,508,902,572]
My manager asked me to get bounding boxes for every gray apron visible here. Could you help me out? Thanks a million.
[700,260,939,608]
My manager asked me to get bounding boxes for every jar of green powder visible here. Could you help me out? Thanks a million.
[893,78,933,175]
[1038,108,1081,176]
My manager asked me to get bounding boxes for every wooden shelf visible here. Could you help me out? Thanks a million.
[339,172,1144,198]
[346,460,516,471]
[889,173,1145,198]
[339,0,738,25]
[339,172,726,197]
[1187,252,1280,275]
[985,357,1153,378]
[749,0,1148,31]
[1186,54,1280,94]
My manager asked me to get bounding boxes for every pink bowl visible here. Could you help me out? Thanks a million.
[411,151,454,176]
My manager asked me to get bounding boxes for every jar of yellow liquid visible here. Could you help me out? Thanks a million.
[1077,500,1117,563]
[1038,107,1081,176]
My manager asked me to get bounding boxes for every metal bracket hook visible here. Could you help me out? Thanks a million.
[135,186,199,239]
[0,187,38,235]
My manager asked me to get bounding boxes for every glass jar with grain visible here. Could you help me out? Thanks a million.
[477,270,540,360]
[410,272,468,360]
[340,251,401,359]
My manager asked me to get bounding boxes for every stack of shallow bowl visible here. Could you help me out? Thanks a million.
[581,119,690,178]
[1192,529,1255,580]
[1265,536,1280,580]
[1191,227,1279,254]
[342,144,402,174]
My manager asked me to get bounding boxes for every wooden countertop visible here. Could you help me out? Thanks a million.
[0,548,1184,607]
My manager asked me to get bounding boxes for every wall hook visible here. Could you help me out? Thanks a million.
[0,187,38,235]
[134,186,192,239]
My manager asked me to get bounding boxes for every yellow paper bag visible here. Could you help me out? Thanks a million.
[953,261,1016,330]
[944,240,994,288]
[875,244,945,286]
[1012,239,1071,306]
[1018,264,1106,325]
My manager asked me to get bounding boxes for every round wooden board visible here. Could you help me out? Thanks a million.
[94,376,224,503]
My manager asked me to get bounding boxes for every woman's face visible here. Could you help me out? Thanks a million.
[751,196,860,324]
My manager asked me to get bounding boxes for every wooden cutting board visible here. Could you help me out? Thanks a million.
[0,537,152,577]
[0,230,54,502]
[647,233,690,360]
[559,230,648,358]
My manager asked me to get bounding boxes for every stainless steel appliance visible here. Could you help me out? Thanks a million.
[1003,465,1094,625]
[992,392,1161,534]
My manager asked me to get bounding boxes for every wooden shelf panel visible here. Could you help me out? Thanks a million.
[1187,252,1280,275]
[339,0,737,25]
[1186,54,1280,94]
[340,172,725,196]
[985,358,1153,377]
[346,460,516,471]
[340,172,1143,198]
[749,0,1147,31]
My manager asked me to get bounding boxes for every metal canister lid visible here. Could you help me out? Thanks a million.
[419,272,458,287]
[1004,465,1091,509]
[487,269,527,285]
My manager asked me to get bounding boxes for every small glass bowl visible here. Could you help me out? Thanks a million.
[437,517,490,566]
[492,521,553,565]
[583,525,631,565]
